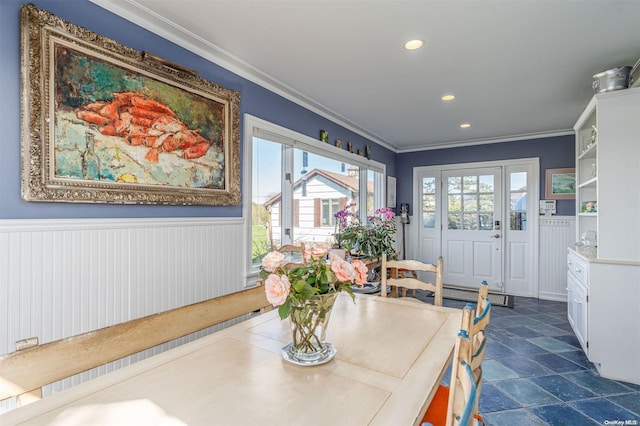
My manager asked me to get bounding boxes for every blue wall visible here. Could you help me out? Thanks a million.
[0,0,395,219]
[0,0,574,220]
[395,135,576,216]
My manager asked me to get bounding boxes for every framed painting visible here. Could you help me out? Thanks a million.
[20,4,241,205]
[545,168,576,200]
[387,176,396,208]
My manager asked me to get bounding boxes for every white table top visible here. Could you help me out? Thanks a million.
[2,293,462,426]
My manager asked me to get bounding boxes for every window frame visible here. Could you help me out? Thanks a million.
[243,114,386,277]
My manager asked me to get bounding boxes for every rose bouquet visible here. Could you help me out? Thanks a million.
[261,245,369,363]
[260,245,368,320]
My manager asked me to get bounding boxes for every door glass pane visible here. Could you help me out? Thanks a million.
[448,177,461,193]
[463,213,478,230]
[422,177,436,229]
[463,176,477,193]
[252,137,281,265]
[423,212,436,228]
[448,194,461,212]
[510,172,527,231]
[448,173,496,230]
[479,214,493,230]
[479,175,494,192]
[448,175,494,230]
[463,194,478,212]
[423,194,436,210]
[448,213,461,229]
[479,194,493,211]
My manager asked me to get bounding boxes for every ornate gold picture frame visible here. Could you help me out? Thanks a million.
[20,4,241,205]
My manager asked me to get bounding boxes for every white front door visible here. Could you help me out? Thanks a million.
[441,167,503,290]
[414,159,539,297]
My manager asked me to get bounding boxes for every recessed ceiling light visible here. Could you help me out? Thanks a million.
[404,39,424,50]
[441,95,455,101]
[460,123,471,128]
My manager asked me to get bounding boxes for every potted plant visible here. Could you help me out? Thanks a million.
[333,204,397,261]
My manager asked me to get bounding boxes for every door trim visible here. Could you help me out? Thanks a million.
[412,158,539,297]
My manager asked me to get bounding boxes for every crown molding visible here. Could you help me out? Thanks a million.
[395,129,575,154]
[89,0,396,152]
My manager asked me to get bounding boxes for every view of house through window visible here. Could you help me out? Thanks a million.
[251,131,384,267]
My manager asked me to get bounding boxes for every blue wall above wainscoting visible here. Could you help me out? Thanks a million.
[0,0,395,219]
[395,135,576,216]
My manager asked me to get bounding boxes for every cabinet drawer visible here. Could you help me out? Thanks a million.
[567,252,588,285]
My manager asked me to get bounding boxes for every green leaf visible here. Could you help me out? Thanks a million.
[293,279,307,292]
[278,299,291,319]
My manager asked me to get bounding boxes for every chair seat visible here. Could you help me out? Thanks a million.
[421,383,487,426]
[422,384,449,426]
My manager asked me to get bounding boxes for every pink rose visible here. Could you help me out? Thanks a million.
[331,256,356,283]
[264,274,291,307]
[351,259,368,285]
[304,243,328,262]
[261,250,285,272]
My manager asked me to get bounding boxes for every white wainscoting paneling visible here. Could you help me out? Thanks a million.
[538,216,576,301]
[0,217,247,413]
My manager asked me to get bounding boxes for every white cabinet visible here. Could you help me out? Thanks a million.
[566,249,640,385]
[573,87,640,261]
[569,88,640,386]
[566,252,588,353]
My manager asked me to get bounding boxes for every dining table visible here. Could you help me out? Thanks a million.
[1,293,462,426]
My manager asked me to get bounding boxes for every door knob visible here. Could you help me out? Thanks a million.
[491,234,501,238]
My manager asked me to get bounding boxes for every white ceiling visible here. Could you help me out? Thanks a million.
[93,0,640,152]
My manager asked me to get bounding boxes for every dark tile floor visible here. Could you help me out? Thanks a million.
[422,293,640,425]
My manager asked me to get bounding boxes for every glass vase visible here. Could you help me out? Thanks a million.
[281,293,338,366]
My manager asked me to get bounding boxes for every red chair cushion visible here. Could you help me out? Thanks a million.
[421,384,449,426]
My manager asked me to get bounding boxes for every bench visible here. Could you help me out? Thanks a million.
[0,285,270,407]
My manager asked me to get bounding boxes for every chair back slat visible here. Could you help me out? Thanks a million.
[381,254,444,306]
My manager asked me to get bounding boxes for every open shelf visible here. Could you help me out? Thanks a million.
[578,141,597,160]
[578,177,598,188]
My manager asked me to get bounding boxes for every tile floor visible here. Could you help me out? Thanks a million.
[421,293,640,425]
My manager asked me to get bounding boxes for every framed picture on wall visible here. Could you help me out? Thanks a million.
[545,168,576,200]
[387,176,397,208]
[20,4,241,205]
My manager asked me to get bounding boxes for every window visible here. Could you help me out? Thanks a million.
[447,174,494,230]
[321,199,341,226]
[246,115,386,269]
[509,172,527,231]
[422,177,436,228]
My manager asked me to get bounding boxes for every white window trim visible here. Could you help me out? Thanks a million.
[243,114,386,279]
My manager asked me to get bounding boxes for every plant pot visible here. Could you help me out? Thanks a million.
[329,248,347,259]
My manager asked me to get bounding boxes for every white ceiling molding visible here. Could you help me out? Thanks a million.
[89,0,395,151]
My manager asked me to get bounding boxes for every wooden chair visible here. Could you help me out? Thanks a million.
[278,243,306,269]
[380,253,444,306]
[422,285,492,426]
[475,281,490,319]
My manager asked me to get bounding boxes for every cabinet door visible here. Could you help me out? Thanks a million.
[567,272,588,354]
